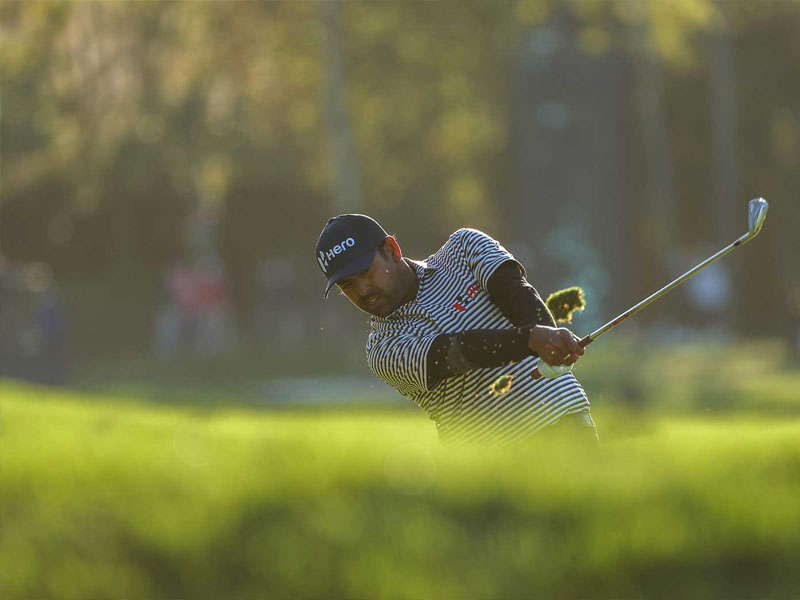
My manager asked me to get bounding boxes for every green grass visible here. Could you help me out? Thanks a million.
[71,337,800,414]
[2,378,800,599]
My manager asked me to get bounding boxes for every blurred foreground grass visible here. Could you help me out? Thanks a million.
[2,376,800,599]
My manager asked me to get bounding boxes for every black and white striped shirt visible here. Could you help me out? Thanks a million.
[366,228,591,446]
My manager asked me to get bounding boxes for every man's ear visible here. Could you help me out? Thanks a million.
[384,236,402,261]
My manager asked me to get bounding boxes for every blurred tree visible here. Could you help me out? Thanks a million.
[1,0,798,359]
[510,4,633,328]
[320,0,362,213]
[628,0,677,260]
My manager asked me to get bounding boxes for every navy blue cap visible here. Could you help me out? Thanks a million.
[316,214,389,298]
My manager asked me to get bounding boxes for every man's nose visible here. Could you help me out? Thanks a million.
[356,279,372,298]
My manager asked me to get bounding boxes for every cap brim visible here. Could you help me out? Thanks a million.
[323,249,377,299]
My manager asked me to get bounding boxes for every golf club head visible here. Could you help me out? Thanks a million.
[748,198,768,235]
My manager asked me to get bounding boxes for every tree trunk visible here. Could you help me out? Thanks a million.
[709,7,738,240]
[630,1,676,257]
[708,6,738,327]
[320,0,362,213]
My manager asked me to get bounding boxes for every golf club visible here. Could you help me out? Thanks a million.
[532,198,769,379]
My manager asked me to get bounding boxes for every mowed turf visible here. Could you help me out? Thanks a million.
[2,379,799,599]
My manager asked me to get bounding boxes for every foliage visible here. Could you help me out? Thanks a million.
[2,379,800,599]
[546,285,586,324]
[1,0,799,352]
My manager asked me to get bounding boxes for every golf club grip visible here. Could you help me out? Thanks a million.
[530,333,592,379]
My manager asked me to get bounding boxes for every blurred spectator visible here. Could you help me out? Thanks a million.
[154,250,237,360]
[153,254,186,360]
[675,244,733,334]
[192,251,237,356]
[0,258,70,385]
[253,255,306,352]
[788,285,800,363]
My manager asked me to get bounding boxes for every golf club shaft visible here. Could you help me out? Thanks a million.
[530,199,767,379]
[531,223,762,380]
[578,229,753,348]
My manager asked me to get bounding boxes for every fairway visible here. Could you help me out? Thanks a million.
[2,380,799,599]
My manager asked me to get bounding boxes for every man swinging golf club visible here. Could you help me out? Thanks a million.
[316,200,768,445]
[316,214,597,446]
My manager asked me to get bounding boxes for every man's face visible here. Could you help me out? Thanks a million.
[336,240,404,317]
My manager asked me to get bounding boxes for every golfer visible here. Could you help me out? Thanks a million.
[316,214,597,446]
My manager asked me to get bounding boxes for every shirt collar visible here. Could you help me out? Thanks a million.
[371,258,434,322]
[405,257,436,274]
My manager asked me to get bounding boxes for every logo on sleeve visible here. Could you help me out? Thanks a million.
[453,282,481,312]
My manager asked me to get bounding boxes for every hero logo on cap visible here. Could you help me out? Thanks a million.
[317,237,356,274]
[315,213,390,298]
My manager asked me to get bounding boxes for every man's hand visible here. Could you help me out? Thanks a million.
[528,325,585,366]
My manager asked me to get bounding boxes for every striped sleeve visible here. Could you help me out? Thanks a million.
[366,331,440,397]
[455,228,526,290]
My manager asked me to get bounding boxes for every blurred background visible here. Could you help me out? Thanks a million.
[3,3,800,599]
[2,0,799,402]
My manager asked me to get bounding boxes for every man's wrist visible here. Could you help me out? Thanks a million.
[527,324,559,357]
[520,325,539,357]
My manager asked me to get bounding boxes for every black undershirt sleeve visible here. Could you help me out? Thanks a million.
[425,261,558,390]
[426,327,533,390]
[486,260,557,328]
